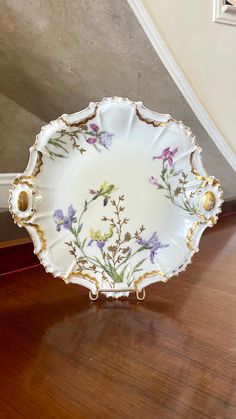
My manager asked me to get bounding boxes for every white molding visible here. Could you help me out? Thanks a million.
[127,0,236,171]
[213,0,236,25]
[0,173,17,208]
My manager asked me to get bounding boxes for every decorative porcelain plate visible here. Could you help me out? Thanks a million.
[9,97,223,299]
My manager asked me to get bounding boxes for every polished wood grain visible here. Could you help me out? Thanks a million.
[0,242,38,275]
[0,215,236,419]
[0,237,31,249]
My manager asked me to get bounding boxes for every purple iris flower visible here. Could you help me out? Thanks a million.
[99,132,114,149]
[153,147,178,167]
[90,123,99,132]
[97,240,105,250]
[88,239,105,251]
[137,232,169,264]
[53,205,77,231]
[53,209,65,232]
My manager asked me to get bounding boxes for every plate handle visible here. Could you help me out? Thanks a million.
[196,177,223,221]
[9,176,35,224]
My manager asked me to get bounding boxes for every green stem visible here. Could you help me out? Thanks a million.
[161,161,196,215]
[116,246,146,270]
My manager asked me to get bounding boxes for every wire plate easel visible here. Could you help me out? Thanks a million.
[89,288,146,301]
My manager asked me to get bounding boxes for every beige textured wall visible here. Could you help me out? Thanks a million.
[0,93,44,172]
[0,0,235,198]
[141,0,236,153]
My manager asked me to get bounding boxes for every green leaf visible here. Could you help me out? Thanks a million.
[133,258,146,271]
[48,139,68,154]
[120,264,129,278]
[81,238,87,249]
[103,262,125,283]
[53,137,67,144]
[53,152,66,158]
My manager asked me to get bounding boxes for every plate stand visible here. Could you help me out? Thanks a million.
[89,288,146,301]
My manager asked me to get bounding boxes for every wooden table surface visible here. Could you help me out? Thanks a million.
[0,215,236,419]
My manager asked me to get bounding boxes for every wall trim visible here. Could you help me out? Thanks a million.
[213,0,236,25]
[0,173,17,208]
[127,0,236,171]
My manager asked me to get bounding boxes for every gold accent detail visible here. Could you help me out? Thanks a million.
[190,151,222,189]
[186,222,201,250]
[190,151,211,182]
[17,191,29,212]
[61,105,98,127]
[133,270,167,289]
[13,177,34,189]
[25,223,47,255]
[13,212,35,225]
[8,189,13,213]
[135,107,172,127]
[186,149,223,250]
[68,271,99,289]
[203,191,216,211]
[32,150,43,177]
[186,216,217,251]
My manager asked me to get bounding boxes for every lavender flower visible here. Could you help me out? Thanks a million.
[53,205,77,231]
[137,232,169,264]
[153,147,178,167]
[99,131,114,149]
[86,137,96,144]
[90,123,99,132]
[89,188,99,195]
[148,176,164,189]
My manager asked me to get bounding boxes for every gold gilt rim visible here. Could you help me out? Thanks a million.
[25,222,47,255]
[135,107,172,127]
[186,221,205,251]
[31,150,43,177]
[12,178,34,189]
[67,271,99,289]
[133,270,168,289]
[60,105,98,128]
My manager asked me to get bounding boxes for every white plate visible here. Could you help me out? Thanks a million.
[9,97,223,298]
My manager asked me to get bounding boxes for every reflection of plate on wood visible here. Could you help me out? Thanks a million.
[9,97,223,299]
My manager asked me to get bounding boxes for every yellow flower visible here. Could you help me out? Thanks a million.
[104,227,113,241]
[99,181,117,196]
[89,226,113,242]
